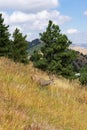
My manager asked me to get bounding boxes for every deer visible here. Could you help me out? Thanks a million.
[30,73,55,87]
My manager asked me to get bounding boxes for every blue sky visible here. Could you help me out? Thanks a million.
[59,0,87,31]
[0,0,87,46]
[59,0,87,45]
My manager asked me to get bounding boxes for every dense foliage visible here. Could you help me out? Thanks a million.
[31,20,76,78]
[11,28,29,63]
[0,14,28,64]
[79,65,87,85]
[0,14,11,57]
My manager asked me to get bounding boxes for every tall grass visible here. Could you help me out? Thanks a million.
[0,57,87,130]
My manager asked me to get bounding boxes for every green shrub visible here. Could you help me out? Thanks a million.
[79,65,87,85]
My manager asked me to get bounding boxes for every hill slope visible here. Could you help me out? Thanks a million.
[0,57,87,130]
[70,46,87,55]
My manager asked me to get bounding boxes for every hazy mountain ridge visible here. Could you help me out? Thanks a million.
[70,46,87,55]
[29,39,87,54]
[28,39,42,48]
[72,43,87,49]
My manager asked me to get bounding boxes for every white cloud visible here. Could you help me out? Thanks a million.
[2,10,71,26]
[84,11,87,16]
[66,29,79,34]
[65,29,87,44]
[10,11,36,24]
[0,0,73,41]
[0,0,59,12]
[1,10,71,41]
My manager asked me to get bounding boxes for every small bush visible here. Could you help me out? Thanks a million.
[79,73,87,85]
[79,65,87,85]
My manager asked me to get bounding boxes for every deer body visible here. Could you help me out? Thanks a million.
[31,74,55,87]
[38,78,53,86]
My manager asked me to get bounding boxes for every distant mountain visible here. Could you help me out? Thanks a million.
[28,39,43,48]
[71,43,87,48]
[80,44,87,48]
[28,39,45,55]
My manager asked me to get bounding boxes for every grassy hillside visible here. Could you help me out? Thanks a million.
[0,57,87,130]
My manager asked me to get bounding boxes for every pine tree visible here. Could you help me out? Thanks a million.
[31,20,76,78]
[12,28,28,64]
[0,13,11,57]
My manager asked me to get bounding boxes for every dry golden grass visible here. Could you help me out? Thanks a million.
[0,57,87,130]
